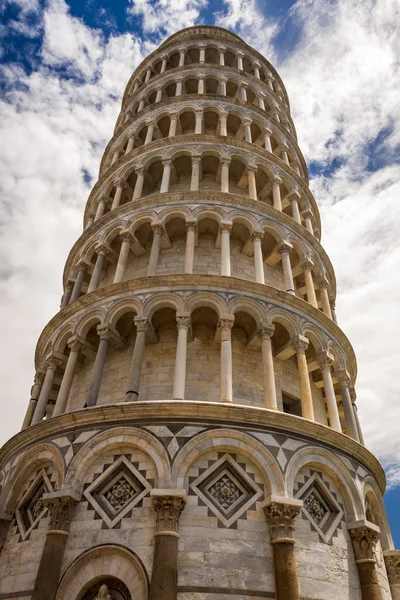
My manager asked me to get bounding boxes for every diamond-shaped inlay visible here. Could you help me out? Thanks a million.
[296,472,343,543]
[16,470,53,540]
[191,454,263,528]
[84,456,151,528]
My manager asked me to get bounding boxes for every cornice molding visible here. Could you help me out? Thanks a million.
[0,401,385,494]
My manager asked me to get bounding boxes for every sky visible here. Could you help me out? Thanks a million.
[0,0,399,544]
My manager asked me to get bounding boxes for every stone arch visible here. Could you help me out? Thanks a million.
[52,321,77,354]
[301,323,327,354]
[102,221,128,247]
[142,293,184,320]
[76,310,106,338]
[268,308,301,337]
[228,297,266,328]
[227,210,259,232]
[56,544,149,600]
[363,478,394,550]
[327,339,347,370]
[105,298,143,328]
[172,428,284,496]
[184,292,227,318]
[285,446,363,521]
[158,206,192,226]
[193,205,226,223]
[65,427,170,492]
[3,443,65,514]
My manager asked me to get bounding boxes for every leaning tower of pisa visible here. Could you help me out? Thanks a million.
[0,24,399,600]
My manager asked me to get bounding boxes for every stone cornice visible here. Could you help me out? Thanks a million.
[36,274,353,375]
[87,136,315,228]
[0,401,385,494]
[65,193,332,294]
[101,93,302,177]
[122,26,290,111]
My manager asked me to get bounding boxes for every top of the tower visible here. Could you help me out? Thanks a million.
[159,25,246,47]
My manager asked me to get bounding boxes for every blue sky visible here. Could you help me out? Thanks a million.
[0,0,399,546]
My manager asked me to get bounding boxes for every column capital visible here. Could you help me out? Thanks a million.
[316,277,329,289]
[251,230,264,242]
[253,60,262,68]
[316,350,335,371]
[272,173,283,185]
[277,241,293,255]
[151,489,187,535]
[95,244,110,257]
[186,220,197,233]
[134,316,150,333]
[220,157,231,167]
[169,113,178,122]
[236,50,245,58]
[348,523,381,563]
[77,260,87,272]
[191,155,201,165]
[335,368,351,386]
[176,314,191,330]
[34,370,46,387]
[219,316,235,340]
[291,334,309,354]
[263,126,273,135]
[135,164,145,175]
[219,221,232,234]
[194,107,204,115]
[262,497,303,542]
[152,223,164,235]
[300,256,314,270]
[219,110,228,118]
[120,230,133,243]
[217,45,226,52]
[145,118,156,127]
[383,551,400,587]
[349,386,357,402]
[240,81,249,89]
[97,324,127,350]
[67,335,85,353]
[259,324,275,340]
[42,491,80,533]
[246,164,258,174]
[113,176,126,188]
[302,207,314,220]
[45,356,64,371]
[243,117,253,127]
[161,158,172,167]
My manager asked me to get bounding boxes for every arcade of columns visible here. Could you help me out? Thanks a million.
[0,25,399,600]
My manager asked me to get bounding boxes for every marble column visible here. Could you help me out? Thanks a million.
[292,335,315,421]
[70,263,86,303]
[263,498,303,600]
[111,178,125,210]
[160,160,172,193]
[336,370,360,441]
[302,208,314,235]
[184,221,196,274]
[53,338,83,417]
[302,258,318,308]
[247,166,257,200]
[219,111,228,136]
[237,51,244,70]
[264,128,272,152]
[220,158,230,193]
[160,55,167,73]
[198,77,204,95]
[21,371,45,430]
[145,67,152,82]
[281,143,290,166]
[113,231,132,284]
[220,317,234,403]
[111,148,120,165]
[279,243,295,294]
[190,156,201,191]
[272,175,282,211]
[253,62,261,79]
[60,281,73,309]
[94,196,107,221]
[86,326,111,407]
[199,46,205,64]
[175,78,183,97]
[220,223,232,276]
[148,224,163,276]
[349,524,384,600]
[351,387,365,445]
[126,318,149,401]
[178,48,185,67]
[87,246,108,294]
[31,357,63,425]
[317,351,341,432]
[132,167,145,200]
[155,86,163,103]
[243,118,252,143]
[252,231,264,284]
[31,492,79,600]
[144,120,155,145]
[173,315,191,400]
[168,114,178,137]
[220,78,227,96]
[138,98,145,112]
[290,192,301,223]
[258,94,266,111]
[240,85,247,102]
[259,325,277,410]
[218,46,226,66]
[319,281,333,319]
[149,490,187,600]
[195,109,203,134]
[384,551,400,600]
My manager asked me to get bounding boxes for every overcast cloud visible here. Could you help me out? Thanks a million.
[0,0,399,487]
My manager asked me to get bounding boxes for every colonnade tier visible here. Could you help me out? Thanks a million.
[84,139,319,232]
[28,277,359,441]
[62,201,336,316]
[100,97,306,179]
[114,66,296,146]
[121,26,290,117]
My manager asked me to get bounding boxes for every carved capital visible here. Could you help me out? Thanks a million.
[186,220,196,233]
[113,177,126,188]
[220,222,232,234]
[34,371,46,387]
[152,223,164,236]
[251,230,264,242]
[220,157,231,167]
[277,241,292,255]
[162,158,172,167]
[152,493,186,535]
[272,174,282,185]
[219,317,234,341]
[95,244,110,257]
[191,155,201,165]
[263,499,302,542]
[259,324,275,340]
[45,356,63,371]
[335,369,351,386]
[384,551,400,586]
[291,334,309,354]
[43,494,79,533]
[349,525,380,563]
[176,315,191,330]
[134,317,150,334]
[97,325,127,350]
[68,338,84,353]
[120,231,133,243]
[301,257,314,270]
[316,351,335,371]
[243,117,253,127]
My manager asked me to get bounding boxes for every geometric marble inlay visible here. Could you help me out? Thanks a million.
[16,469,53,540]
[84,456,152,528]
[191,453,263,528]
[296,472,343,543]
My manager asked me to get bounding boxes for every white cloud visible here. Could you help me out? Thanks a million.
[127,0,206,38]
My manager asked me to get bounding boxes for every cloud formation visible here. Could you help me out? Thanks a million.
[0,0,399,490]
